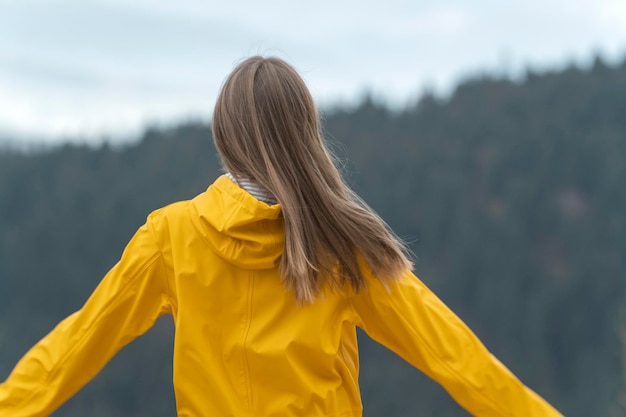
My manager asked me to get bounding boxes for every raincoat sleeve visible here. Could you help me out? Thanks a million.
[0,214,174,417]
[350,269,563,417]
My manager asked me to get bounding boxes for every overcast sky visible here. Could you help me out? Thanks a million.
[1,0,626,144]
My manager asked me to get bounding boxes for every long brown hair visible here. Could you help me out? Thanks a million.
[212,56,413,303]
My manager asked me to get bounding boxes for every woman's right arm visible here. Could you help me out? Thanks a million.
[350,269,563,417]
[0,213,174,417]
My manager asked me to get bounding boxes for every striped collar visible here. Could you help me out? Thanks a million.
[225,172,278,205]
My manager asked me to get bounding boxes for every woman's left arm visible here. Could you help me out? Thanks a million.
[350,269,563,417]
[0,213,173,417]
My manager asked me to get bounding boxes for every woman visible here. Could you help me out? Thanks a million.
[0,56,563,416]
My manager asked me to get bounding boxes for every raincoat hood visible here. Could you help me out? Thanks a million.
[189,175,284,270]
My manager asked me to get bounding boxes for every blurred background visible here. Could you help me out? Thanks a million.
[1,0,625,416]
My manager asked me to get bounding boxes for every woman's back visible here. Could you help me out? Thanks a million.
[165,176,361,416]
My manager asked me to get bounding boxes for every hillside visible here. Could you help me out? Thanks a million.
[1,57,626,416]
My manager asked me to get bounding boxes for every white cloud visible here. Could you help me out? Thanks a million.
[0,0,625,143]
[597,0,626,30]
[0,74,211,142]
[385,6,473,38]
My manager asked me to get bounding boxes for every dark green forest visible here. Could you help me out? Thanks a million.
[1,57,626,416]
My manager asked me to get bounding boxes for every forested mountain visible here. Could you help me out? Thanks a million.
[1,57,625,416]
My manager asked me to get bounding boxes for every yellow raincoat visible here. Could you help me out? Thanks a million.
[0,175,562,416]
